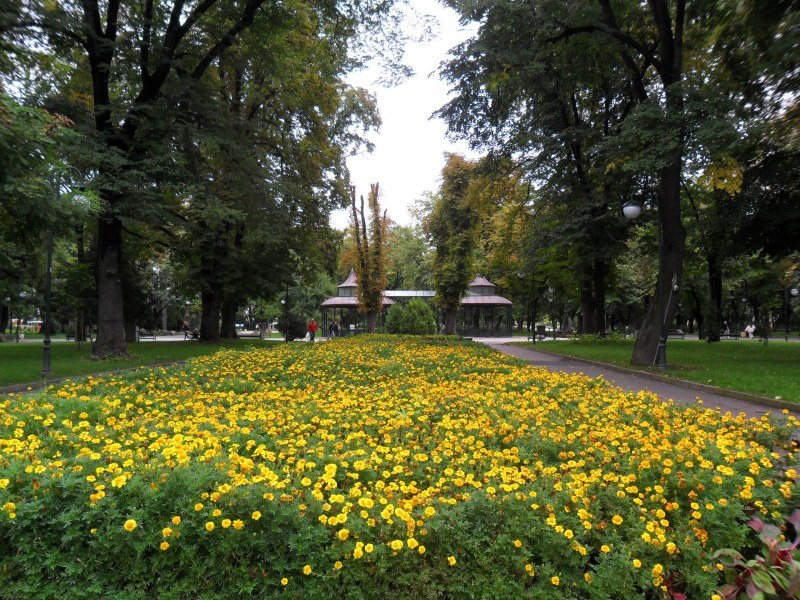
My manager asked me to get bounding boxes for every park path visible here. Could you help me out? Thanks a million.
[479,340,800,420]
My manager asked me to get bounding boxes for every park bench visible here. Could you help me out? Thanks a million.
[138,330,156,341]
[667,331,685,340]
[720,333,740,340]
[238,331,262,339]
[527,325,546,341]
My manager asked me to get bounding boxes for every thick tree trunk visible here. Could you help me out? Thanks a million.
[631,159,686,366]
[365,311,378,333]
[200,289,222,342]
[444,308,457,335]
[220,300,238,338]
[93,217,128,356]
[579,272,596,334]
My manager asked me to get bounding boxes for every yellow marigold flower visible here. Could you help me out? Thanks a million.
[447,556,456,566]
[612,515,623,525]
[353,547,364,559]
[525,564,534,573]
[221,519,231,528]
[123,519,137,532]
[205,521,215,532]
[390,539,404,551]
[338,529,349,541]
[424,506,436,517]
[564,529,574,539]
[194,503,203,511]
[159,541,169,551]
[303,565,312,575]
[407,538,418,549]
[365,543,374,553]
[418,545,426,555]
[652,564,663,576]
[600,545,610,553]
[513,539,522,548]
[633,559,642,568]
[212,509,222,517]
[232,519,244,530]
[252,511,261,521]
[162,527,172,537]
[551,576,560,586]
[0,479,9,489]
[334,561,343,570]
[171,516,181,525]
[281,578,288,586]
[584,572,592,583]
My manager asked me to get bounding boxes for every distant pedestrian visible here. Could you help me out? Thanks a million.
[745,323,756,338]
[308,319,318,342]
[183,319,190,340]
[328,321,336,338]
[333,321,339,337]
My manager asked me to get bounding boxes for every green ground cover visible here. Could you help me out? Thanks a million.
[1,336,799,598]
[517,339,800,402]
[0,339,282,387]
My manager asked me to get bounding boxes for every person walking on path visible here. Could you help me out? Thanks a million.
[308,319,318,342]
[745,323,756,339]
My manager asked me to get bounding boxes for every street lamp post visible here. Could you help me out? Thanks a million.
[41,223,55,377]
[786,287,799,341]
[280,293,289,343]
[16,291,28,343]
[622,199,669,370]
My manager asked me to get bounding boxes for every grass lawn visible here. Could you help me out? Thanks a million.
[0,339,282,387]
[517,339,800,402]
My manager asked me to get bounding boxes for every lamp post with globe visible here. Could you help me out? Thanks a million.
[622,199,670,370]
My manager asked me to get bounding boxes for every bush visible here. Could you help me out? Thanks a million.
[384,298,437,335]
[278,313,307,341]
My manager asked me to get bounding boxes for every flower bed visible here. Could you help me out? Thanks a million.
[1,336,798,598]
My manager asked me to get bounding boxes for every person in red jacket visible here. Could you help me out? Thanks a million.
[308,319,318,342]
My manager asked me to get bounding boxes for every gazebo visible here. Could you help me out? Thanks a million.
[454,275,513,337]
[320,269,394,336]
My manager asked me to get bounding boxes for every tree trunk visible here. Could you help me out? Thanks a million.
[444,308,457,335]
[706,251,723,342]
[631,159,686,366]
[220,300,239,338]
[579,271,596,334]
[365,311,378,333]
[93,217,128,357]
[200,289,222,342]
[0,304,8,335]
[593,258,607,334]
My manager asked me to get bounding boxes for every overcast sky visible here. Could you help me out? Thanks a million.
[330,1,477,230]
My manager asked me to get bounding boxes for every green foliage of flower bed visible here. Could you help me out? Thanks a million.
[1,336,799,598]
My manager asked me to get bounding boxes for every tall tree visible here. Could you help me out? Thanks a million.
[3,0,404,356]
[350,183,387,333]
[423,154,478,335]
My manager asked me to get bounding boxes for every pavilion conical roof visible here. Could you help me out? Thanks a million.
[339,268,358,288]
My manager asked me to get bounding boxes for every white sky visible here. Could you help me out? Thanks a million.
[330,1,478,230]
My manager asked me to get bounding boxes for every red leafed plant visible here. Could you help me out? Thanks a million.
[713,510,800,599]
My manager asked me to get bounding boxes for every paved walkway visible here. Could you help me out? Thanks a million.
[476,339,800,420]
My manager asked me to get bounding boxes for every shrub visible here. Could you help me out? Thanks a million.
[384,298,437,335]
